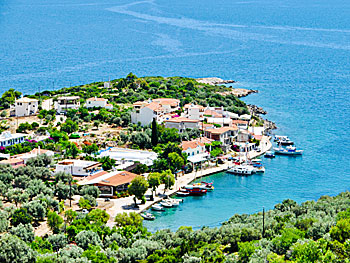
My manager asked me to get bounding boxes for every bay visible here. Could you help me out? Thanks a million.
[0,0,349,232]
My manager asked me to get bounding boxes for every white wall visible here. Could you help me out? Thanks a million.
[131,107,155,126]
[15,101,39,117]
[86,100,107,108]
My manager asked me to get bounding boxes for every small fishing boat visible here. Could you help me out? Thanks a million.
[141,212,155,220]
[274,145,303,155]
[278,139,294,146]
[151,204,164,211]
[274,135,290,142]
[227,165,255,175]
[176,191,189,196]
[264,151,275,158]
[182,185,207,195]
[159,201,173,208]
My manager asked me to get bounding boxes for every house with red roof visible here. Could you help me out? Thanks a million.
[164,117,200,133]
[131,98,180,126]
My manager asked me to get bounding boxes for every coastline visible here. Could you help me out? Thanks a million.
[105,135,272,227]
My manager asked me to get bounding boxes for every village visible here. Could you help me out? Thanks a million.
[0,75,273,236]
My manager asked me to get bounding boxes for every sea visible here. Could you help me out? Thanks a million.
[1,0,349,232]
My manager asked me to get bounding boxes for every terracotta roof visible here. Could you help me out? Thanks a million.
[181,140,205,151]
[87,97,107,102]
[152,98,180,106]
[145,102,162,111]
[204,109,223,118]
[79,170,139,187]
[232,120,248,124]
[194,137,214,144]
[106,104,113,107]
[165,117,200,123]
[206,126,238,134]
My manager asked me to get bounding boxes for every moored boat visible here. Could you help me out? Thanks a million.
[176,191,189,196]
[274,145,303,155]
[227,165,256,175]
[141,212,155,220]
[264,151,275,158]
[182,185,207,195]
[151,204,164,211]
[159,201,173,208]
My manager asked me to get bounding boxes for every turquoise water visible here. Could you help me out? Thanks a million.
[1,0,349,232]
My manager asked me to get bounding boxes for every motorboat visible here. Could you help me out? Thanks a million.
[201,181,214,191]
[181,185,207,195]
[159,201,173,208]
[274,145,303,155]
[151,204,164,211]
[250,160,265,173]
[167,199,180,206]
[227,165,256,175]
[264,151,275,158]
[141,212,155,220]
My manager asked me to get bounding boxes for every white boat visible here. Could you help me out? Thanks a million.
[159,201,173,208]
[168,199,180,206]
[227,165,256,175]
[141,212,155,220]
[264,151,275,158]
[151,204,164,211]
[274,145,303,155]
[274,135,290,142]
[177,191,189,196]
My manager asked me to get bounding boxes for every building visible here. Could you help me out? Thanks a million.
[0,158,25,168]
[99,147,158,166]
[204,126,238,152]
[206,117,233,127]
[13,148,55,164]
[237,130,251,142]
[55,159,102,177]
[131,98,180,126]
[85,97,113,110]
[55,96,80,114]
[0,132,27,147]
[164,117,200,132]
[183,104,205,120]
[181,140,206,157]
[77,170,139,196]
[13,97,39,117]
[232,120,249,130]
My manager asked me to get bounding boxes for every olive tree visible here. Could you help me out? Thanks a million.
[0,234,36,263]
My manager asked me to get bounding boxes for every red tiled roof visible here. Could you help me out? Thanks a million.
[181,140,205,151]
[87,97,107,101]
[97,171,139,187]
[232,120,248,124]
[206,126,238,134]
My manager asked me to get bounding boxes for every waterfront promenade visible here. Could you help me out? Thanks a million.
[105,136,272,226]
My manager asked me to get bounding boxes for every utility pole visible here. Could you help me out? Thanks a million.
[69,178,72,207]
[262,207,265,238]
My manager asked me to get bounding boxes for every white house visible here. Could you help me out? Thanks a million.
[99,147,158,166]
[55,96,80,114]
[164,117,200,133]
[181,140,206,157]
[131,98,180,126]
[85,97,113,110]
[204,126,238,152]
[0,132,27,147]
[55,159,102,177]
[232,120,249,130]
[13,97,39,117]
[183,104,205,120]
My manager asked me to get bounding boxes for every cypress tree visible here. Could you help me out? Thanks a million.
[151,118,158,146]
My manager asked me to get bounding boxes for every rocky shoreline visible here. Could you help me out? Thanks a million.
[196,77,236,85]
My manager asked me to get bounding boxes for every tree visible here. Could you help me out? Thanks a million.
[47,210,64,234]
[83,143,99,155]
[114,212,143,227]
[128,176,149,207]
[210,147,223,158]
[26,154,53,167]
[55,181,70,202]
[11,208,32,226]
[148,172,161,200]
[54,171,73,184]
[76,230,103,250]
[161,170,175,193]
[60,119,78,134]
[330,218,350,243]
[64,209,77,225]
[80,185,100,198]
[47,234,68,252]
[0,234,36,263]
[23,200,47,222]
[9,223,35,243]
[26,179,53,199]
[151,118,158,146]
[78,197,92,210]
[65,143,79,158]
[0,210,9,232]
[99,156,116,171]
[7,188,28,207]
[168,152,184,173]
[0,88,22,109]
[87,209,110,224]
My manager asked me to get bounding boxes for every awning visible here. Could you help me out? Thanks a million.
[187,153,209,163]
